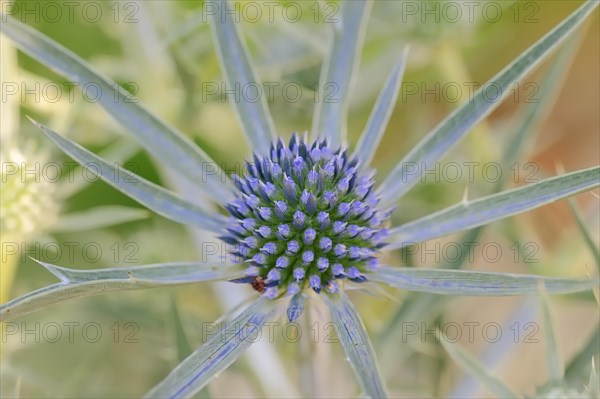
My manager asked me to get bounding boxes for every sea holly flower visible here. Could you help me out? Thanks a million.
[224,134,390,294]
[1,1,599,398]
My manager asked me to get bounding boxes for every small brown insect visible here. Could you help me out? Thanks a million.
[250,276,266,293]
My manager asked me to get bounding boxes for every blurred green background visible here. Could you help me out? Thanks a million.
[1,1,598,397]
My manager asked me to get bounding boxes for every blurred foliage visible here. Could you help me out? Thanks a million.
[1,1,598,398]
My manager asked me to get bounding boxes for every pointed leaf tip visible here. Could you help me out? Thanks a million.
[30,258,69,283]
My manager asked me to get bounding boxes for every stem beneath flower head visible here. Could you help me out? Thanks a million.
[299,299,319,397]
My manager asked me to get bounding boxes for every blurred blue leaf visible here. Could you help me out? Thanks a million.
[500,31,583,172]
[441,337,520,399]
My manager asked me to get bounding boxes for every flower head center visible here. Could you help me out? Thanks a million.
[223,135,390,298]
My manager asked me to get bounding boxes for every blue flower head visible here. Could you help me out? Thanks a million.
[226,134,388,300]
